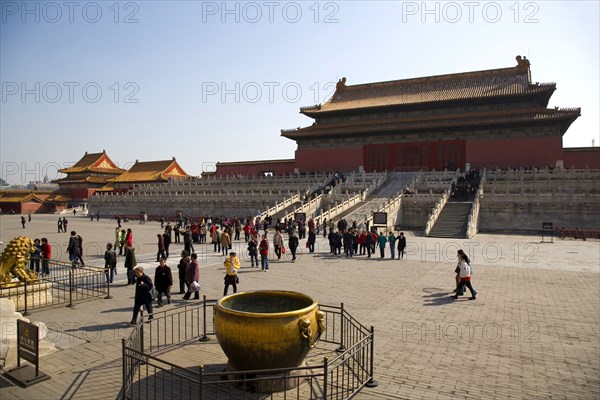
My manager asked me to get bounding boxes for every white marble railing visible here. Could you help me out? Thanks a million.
[424,189,451,236]
[466,185,484,239]
[485,167,600,182]
[319,192,363,223]
[283,194,323,221]
[256,193,301,219]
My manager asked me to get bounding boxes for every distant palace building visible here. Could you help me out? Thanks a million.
[53,150,126,204]
[280,56,591,173]
[104,158,190,191]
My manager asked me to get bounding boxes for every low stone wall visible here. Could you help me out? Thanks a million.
[479,203,600,232]
[0,282,54,309]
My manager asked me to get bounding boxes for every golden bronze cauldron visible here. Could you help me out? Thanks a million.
[214,290,325,372]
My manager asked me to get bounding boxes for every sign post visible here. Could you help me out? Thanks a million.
[541,222,554,243]
[5,320,50,387]
[372,212,388,231]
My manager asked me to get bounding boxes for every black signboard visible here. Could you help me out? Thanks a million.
[372,212,387,226]
[5,320,49,387]
[541,222,554,243]
[294,213,306,223]
[17,319,38,365]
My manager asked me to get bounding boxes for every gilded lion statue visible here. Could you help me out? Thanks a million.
[0,236,38,287]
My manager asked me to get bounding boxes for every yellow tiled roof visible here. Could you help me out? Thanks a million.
[109,159,189,183]
[58,151,126,174]
[301,64,552,115]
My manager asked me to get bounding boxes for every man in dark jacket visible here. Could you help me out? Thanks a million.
[288,231,299,262]
[67,231,81,267]
[163,232,171,259]
[397,232,407,260]
[129,266,154,325]
[177,251,190,294]
[104,243,117,283]
[154,258,173,307]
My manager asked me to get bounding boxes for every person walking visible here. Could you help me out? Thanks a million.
[387,232,396,260]
[125,228,133,250]
[259,234,270,272]
[30,239,41,273]
[129,266,154,325]
[452,252,477,300]
[453,249,471,294]
[40,238,51,276]
[76,233,85,266]
[397,232,407,260]
[67,231,81,267]
[183,253,200,300]
[104,243,117,283]
[118,229,126,256]
[114,227,121,253]
[163,232,171,259]
[288,231,299,262]
[248,235,259,267]
[220,229,230,256]
[273,229,283,260]
[376,232,388,259]
[364,231,373,258]
[154,258,173,307]
[58,218,63,233]
[177,251,189,294]
[156,234,166,262]
[21,215,26,229]
[212,227,221,253]
[124,243,137,285]
[62,217,68,232]
[183,227,194,255]
[223,252,240,296]
[307,229,316,254]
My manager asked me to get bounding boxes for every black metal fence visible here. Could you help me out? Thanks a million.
[122,300,377,400]
[0,260,109,314]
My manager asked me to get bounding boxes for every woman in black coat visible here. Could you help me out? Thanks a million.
[154,258,173,307]
[129,267,154,325]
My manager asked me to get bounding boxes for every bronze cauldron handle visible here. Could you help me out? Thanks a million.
[298,310,326,348]
[312,310,326,348]
[298,317,312,341]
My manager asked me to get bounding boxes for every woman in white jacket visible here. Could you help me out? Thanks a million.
[452,253,477,300]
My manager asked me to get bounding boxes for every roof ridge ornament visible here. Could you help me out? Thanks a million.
[333,77,347,99]
[515,55,530,71]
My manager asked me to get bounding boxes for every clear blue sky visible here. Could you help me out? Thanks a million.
[1,1,598,184]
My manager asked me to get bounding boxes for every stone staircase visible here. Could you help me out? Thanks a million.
[428,201,473,238]
[336,172,416,227]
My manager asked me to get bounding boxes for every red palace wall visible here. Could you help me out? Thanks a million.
[563,149,600,169]
[466,136,564,169]
[294,146,364,172]
[215,161,296,177]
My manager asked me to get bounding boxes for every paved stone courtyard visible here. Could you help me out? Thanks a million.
[0,214,598,399]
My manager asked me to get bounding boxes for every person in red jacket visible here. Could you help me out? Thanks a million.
[41,238,51,276]
[259,234,270,272]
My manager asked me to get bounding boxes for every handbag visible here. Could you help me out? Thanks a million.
[306,241,310,248]
[281,245,286,254]
[150,286,159,301]
[190,281,201,293]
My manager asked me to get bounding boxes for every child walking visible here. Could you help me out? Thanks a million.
[223,252,240,296]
